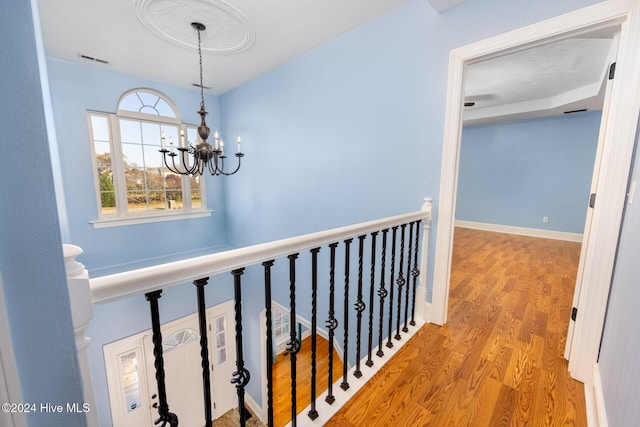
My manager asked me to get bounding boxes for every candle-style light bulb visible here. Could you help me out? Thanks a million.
[161,130,166,150]
[169,136,174,153]
[237,135,241,153]
[220,140,224,156]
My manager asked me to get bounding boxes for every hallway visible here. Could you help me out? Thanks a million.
[328,227,586,426]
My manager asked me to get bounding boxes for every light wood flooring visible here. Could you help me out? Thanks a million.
[328,227,586,426]
[272,335,344,427]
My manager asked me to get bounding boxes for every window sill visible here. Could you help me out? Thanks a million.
[90,209,213,229]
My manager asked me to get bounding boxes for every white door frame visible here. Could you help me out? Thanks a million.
[0,278,27,427]
[431,0,640,384]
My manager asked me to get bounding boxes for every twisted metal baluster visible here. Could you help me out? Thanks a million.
[145,290,179,427]
[308,247,320,421]
[410,220,422,326]
[231,268,250,427]
[193,278,212,427]
[340,238,353,391]
[395,224,407,341]
[377,229,389,357]
[262,260,275,427]
[386,226,398,349]
[287,254,301,427]
[403,223,414,333]
[353,235,366,378]
[325,242,339,404]
[366,231,378,367]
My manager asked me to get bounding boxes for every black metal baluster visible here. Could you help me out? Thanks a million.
[395,224,407,341]
[145,290,179,427]
[325,242,339,404]
[193,278,212,427]
[366,231,378,367]
[340,238,352,391]
[262,260,275,427]
[308,248,320,420]
[231,268,250,427]
[377,229,389,357]
[410,220,422,326]
[403,223,414,333]
[386,226,398,349]
[287,254,301,427]
[353,235,366,378]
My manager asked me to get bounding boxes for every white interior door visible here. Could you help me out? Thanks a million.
[564,30,620,360]
[144,314,205,427]
[208,300,237,419]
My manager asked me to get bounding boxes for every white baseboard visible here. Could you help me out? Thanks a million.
[585,363,608,427]
[455,220,583,242]
[244,392,264,424]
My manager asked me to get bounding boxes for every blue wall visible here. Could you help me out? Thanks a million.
[598,118,640,427]
[28,0,627,423]
[0,1,85,425]
[457,112,601,233]
[219,0,604,409]
[47,59,230,275]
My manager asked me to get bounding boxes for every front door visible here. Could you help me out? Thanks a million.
[104,300,237,426]
[144,314,204,427]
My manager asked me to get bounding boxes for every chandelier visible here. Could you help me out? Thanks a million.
[159,22,244,176]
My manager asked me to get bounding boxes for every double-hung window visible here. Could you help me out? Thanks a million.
[88,89,209,227]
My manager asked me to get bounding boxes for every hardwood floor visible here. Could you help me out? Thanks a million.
[328,227,586,426]
[272,334,344,427]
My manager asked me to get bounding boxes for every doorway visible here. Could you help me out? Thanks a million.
[103,300,236,426]
[431,1,640,384]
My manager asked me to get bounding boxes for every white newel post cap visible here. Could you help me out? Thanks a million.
[63,244,93,328]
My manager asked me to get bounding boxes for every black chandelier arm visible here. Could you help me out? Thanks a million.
[160,150,182,175]
[218,153,244,176]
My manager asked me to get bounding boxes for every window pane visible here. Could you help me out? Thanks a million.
[215,316,225,333]
[91,115,110,141]
[145,168,164,191]
[156,98,176,118]
[191,191,201,209]
[148,191,166,210]
[216,332,225,348]
[144,146,163,169]
[124,167,145,191]
[120,120,142,144]
[120,351,141,413]
[119,93,143,114]
[122,143,144,169]
[127,191,147,211]
[217,348,226,365]
[95,141,112,167]
[166,191,183,209]
[137,91,160,109]
[164,173,182,190]
[141,122,162,147]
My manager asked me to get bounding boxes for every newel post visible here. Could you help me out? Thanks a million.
[63,244,99,427]
[415,198,432,322]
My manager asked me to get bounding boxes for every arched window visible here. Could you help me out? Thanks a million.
[88,89,208,226]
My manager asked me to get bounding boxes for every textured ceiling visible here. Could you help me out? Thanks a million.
[464,33,616,125]
[38,0,612,123]
[38,0,410,95]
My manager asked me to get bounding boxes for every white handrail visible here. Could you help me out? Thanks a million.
[90,202,432,305]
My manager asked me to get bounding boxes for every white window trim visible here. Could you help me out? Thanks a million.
[87,89,209,228]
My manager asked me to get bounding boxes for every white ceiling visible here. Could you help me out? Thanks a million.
[38,0,611,124]
[38,0,415,95]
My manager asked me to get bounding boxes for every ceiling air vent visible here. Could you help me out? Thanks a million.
[78,53,110,65]
[564,109,588,114]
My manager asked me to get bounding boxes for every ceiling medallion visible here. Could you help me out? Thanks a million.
[134,0,255,53]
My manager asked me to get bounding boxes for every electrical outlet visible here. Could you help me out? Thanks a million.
[543,216,549,223]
